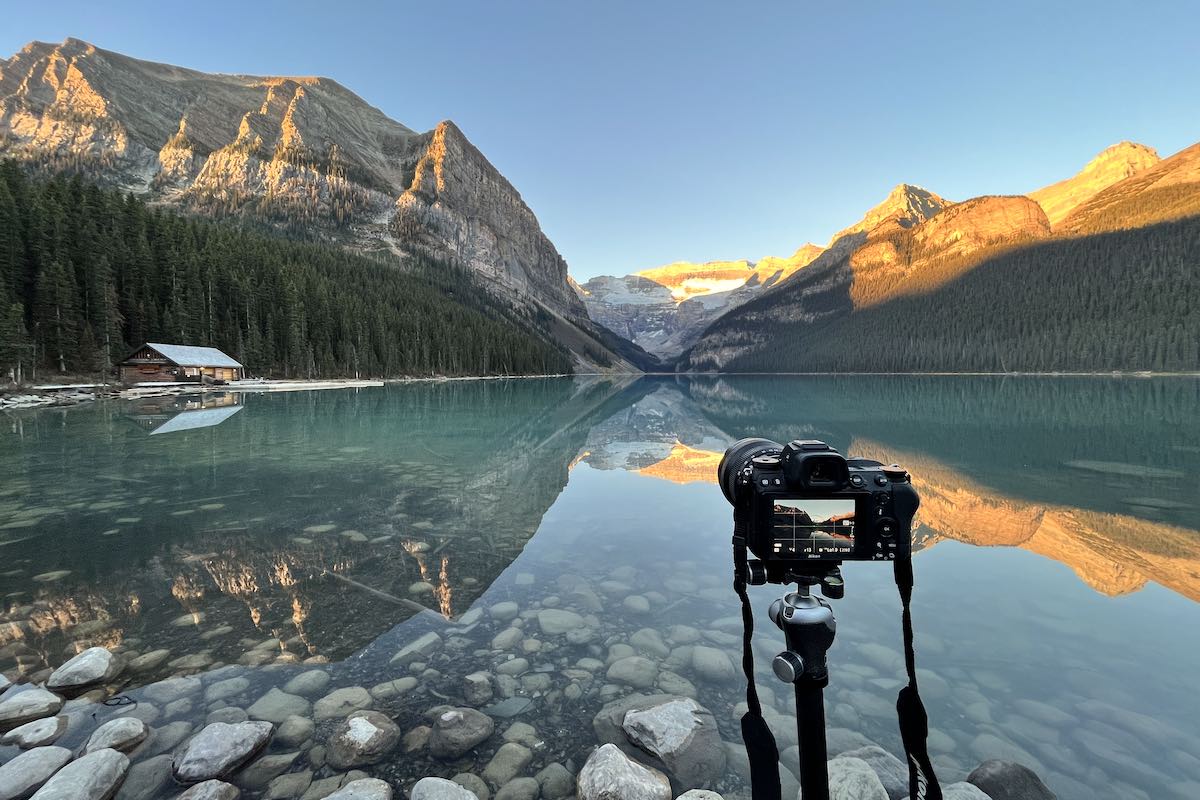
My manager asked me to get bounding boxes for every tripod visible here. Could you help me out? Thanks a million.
[766,568,843,800]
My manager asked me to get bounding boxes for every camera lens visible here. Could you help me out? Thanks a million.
[718,438,783,505]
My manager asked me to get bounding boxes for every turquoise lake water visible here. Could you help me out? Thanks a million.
[1,376,1198,800]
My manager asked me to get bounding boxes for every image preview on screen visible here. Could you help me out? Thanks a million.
[771,498,855,556]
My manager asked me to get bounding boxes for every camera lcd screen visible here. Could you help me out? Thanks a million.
[771,498,855,557]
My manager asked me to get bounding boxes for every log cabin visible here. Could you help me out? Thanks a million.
[118,343,245,384]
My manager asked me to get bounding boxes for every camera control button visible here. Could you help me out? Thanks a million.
[876,518,898,538]
[849,475,864,486]
[872,491,889,505]
[874,474,888,486]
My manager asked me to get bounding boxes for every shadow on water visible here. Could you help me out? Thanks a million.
[1,375,1198,800]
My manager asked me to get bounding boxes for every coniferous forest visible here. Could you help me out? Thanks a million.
[0,163,573,381]
[690,214,1200,374]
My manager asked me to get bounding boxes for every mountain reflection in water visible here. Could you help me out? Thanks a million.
[0,376,1198,800]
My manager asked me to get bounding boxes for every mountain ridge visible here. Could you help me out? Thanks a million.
[0,38,648,370]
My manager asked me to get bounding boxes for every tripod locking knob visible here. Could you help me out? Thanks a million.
[772,650,805,683]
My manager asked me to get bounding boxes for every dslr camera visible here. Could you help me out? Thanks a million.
[718,438,919,582]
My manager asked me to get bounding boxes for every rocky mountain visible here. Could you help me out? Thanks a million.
[577,183,955,360]
[1028,141,1160,226]
[576,246,824,359]
[1056,140,1200,234]
[678,140,1199,373]
[0,38,647,370]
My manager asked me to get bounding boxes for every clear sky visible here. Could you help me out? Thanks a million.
[3,1,1198,280]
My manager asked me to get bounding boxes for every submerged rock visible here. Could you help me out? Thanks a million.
[178,781,240,800]
[966,760,1057,800]
[493,778,538,800]
[313,687,372,721]
[0,716,67,749]
[688,647,736,684]
[429,708,495,760]
[0,746,73,800]
[29,748,129,800]
[0,688,63,730]
[114,754,173,800]
[45,647,123,694]
[390,632,442,666]
[325,779,393,800]
[284,671,332,698]
[451,774,489,800]
[233,752,300,791]
[83,717,148,754]
[482,743,532,788]
[940,784,993,800]
[411,777,475,800]
[621,697,725,791]
[576,743,671,800]
[276,715,315,748]
[326,711,401,769]
[248,688,312,724]
[827,757,888,800]
[536,610,583,636]
[534,763,572,800]
[172,721,274,783]
[606,657,658,689]
[839,746,907,800]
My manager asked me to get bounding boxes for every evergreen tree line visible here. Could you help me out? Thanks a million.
[0,162,573,382]
[683,213,1200,374]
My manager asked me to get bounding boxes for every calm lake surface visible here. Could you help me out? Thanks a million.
[2,376,1198,800]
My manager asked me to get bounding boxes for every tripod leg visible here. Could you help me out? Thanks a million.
[794,683,829,800]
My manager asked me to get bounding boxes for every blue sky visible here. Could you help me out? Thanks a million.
[3,1,1198,280]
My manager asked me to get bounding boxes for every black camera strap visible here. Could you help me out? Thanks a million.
[732,508,783,800]
[733,520,941,800]
[893,554,942,800]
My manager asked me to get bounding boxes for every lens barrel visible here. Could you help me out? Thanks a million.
[718,437,783,505]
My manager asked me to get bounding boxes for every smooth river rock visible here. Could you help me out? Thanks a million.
[178,781,240,800]
[326,711,401,769]
[172,721,274,783]
[313,687,372,721]
[247,689,311,724]
[390,632,442,666]
[45,648,123,694]
[410,777,475,800]
[966,760,1057,800]
[827,757,888,800]
[429,708,495,760]
[621,697,725,791]
[0,746,72,800]
[0,716,67,749]
[689,647,736,684]
[536,610,583,636]
[482,743,532,788]
[839,746,908,800]
[577,744,671,800]
[114,754,174,800]
[29,748,129,800]
[0,689,63,731]
[84,717,149,754]
[325,779,393,800]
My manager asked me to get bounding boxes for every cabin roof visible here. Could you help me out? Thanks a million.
[137,343,243,368]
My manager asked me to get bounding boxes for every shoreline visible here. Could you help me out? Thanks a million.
[4,369,1198,411]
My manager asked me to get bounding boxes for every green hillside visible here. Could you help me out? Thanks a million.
[0,163,573,380]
